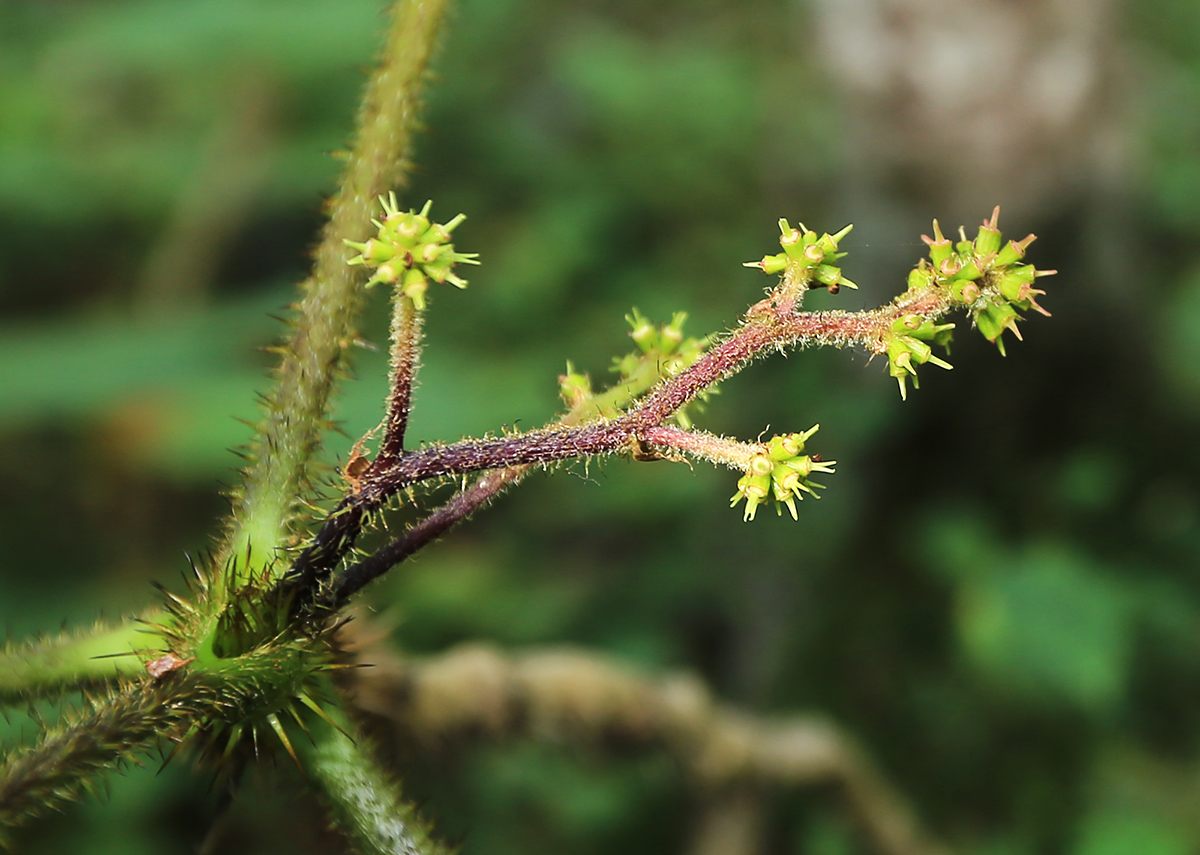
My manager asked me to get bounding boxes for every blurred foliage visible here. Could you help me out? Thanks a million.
[2,0,1200,853]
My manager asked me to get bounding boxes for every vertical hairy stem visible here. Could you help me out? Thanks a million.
[376,299,422,467]
[302,701,449,855]
[221,0,453,592]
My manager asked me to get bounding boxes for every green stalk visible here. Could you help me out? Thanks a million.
[219,0,453,595]
[0,620,154,705]
[301,698,450,855]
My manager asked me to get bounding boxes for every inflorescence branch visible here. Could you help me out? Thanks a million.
[278,203,1052,612]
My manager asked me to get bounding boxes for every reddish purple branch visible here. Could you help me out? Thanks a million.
[350,306,907,505]
[285,298,928,611]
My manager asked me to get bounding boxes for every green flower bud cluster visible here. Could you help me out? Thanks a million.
[558,362,593,411]
[913,207,1054,356]
[729,426,836,521]
[616,309,707,376]
[744,220,858,293]
[344,193,479,310]
[886,314,955,401]
[614,310,712,428]
[559,311,712,426]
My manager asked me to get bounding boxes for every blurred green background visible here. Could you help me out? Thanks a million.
[3,0,1200,853]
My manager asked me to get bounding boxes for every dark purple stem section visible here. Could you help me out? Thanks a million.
[331,466,526,606]
[354,313,787,504]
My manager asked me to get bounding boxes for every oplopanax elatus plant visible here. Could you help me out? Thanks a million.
[0,1,1054,852]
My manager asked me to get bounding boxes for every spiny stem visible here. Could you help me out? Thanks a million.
[218,0,453,595]
[0,680,200,835]
[300,697,450,855]
[330,466,525,606]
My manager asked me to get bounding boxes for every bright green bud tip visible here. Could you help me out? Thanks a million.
[974,223,1003,258]
[626,309,658,353]
[828,223,854,247]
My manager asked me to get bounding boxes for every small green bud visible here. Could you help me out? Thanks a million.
[974,206,1003,257]
[744,253,789,275]
[366,260,401,287]
[559,362,593,409]
[908,265,934,292]
[344,238,399,265]
[994,233,1037,267]
[819,223,854,254]
[780,227,805,259]
[953,281,981,304]
[731,471,772,521]
[749,452,774,478]
[660,312,687,356]
[626,309,658,353]
[401,269,428,309]
[951,258,983,280]
[995,265,1037,302]
[923,220,954,267]
[938,256,963,278]
[975,300,1022,354]
[815,264,843,287]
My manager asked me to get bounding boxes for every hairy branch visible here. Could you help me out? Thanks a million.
[300,696,451,855]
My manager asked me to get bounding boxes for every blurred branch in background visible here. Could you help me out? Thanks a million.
[347,633,950,855]
[135,74,278,315]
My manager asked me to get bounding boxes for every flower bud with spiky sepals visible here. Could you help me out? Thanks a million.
[995,265,1052,317]
[974,298,1023,356]
[912,208,1053,355]
[344,193,479,309]
[743,220,856,293]
[730,427,835,521]
[626,308,659,353]
[974,207,1003,257]
[883,315,955,400]
[922,220,954,268]
[559,362,593,410]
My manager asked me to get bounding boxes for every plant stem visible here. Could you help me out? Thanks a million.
[0,621,154,705]
[301,698,449,855]
[0,680,199,838]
